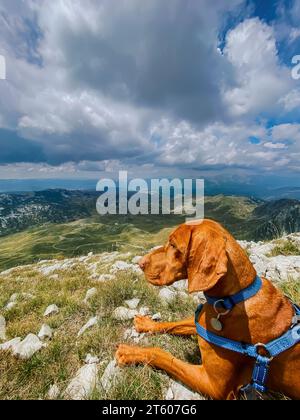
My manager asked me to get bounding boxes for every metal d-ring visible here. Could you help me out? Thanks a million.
[254,343,274,361]
[213,300,231,317]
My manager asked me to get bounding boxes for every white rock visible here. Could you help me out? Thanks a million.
[132,256,142,264]
[38,261,74,276]
[44,304,59,317]
[172,279,188,291]
[9,293,19,302]
[123,327,146,344]
[85,354,100,365]
[0,337,21,352]
[88,252,94,257]
[83,288,97,304]
[38,324,53,340]
[152,313,162,321]
[287,233,300,248]
[158,288,177,304]
[113,307,138,321]
[165,380,205,400]
[13,334,45,360]
[177,291,189,300]
[0,316,6,341]
[139,307,151,316]
[77,316,99,337]
[100,360,122,392]
[110,261,143,275]
[48,384,60,400]
[192,292,206,305]
[96,274,115,282]
[265,256,300,282]
[9,293,35,302]
[65,364,98,400]
[125,298,140,309]
[5,302,17,311]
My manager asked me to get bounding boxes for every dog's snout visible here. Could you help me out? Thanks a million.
[139,256,148,271]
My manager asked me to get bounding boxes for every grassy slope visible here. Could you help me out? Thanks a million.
[0,195,258,272]
[0,250,298,400]
[0,254,198,400]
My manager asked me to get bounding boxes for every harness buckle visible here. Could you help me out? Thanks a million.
[254,343,274,361]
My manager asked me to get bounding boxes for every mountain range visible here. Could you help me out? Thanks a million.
[1,189,300,241]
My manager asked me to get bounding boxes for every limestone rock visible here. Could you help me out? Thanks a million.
[264,256,300,282]
[152,313,162,321]
[125,298,140,309]
[132,256,142,264]
[77,316,99,337]
[113,307,138,321]
[65,364,98,400]
[85,354,99,365]
[48,384,60,400]
[38,324,53,340]
[83,288,97,304]
[100,360,121,392]
[5,302,17,311]
[158,288,177,304]
[172,279,188,291]
[139,307,151,316]
[96,274,115,282]
[0,316,6,341]
[123,327,146,344]
[0,337,21,352]
[165,380,205,400]
[12,334,45,360]
[110,261,142,275]
[44,304,59,317]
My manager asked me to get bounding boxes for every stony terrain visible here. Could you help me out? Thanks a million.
[0,234,299,400]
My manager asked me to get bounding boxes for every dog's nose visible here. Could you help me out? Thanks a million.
[139,256,148,271]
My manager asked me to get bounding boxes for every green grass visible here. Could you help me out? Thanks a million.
[0,217,179,272]
[0,195,261,272]
[0,255,199,400]
[0,251,299,400]
[280,278,300,304]
[268,240,300,257]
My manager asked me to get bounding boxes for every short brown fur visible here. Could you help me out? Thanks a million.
[116,220,300,400]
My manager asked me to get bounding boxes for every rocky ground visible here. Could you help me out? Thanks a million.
[0,234,299,400]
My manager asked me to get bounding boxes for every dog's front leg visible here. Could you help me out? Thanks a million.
[134,315,196,336]
[116,344,214,398]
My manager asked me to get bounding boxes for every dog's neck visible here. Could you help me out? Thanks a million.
[205,256,257,298]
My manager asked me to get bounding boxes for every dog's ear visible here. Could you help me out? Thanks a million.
[187,229,228,293]
[169,225,192,256]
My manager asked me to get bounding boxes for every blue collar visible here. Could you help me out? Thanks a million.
[204,276,263,311]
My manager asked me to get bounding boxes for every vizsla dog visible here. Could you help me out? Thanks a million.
[116,220,300,400]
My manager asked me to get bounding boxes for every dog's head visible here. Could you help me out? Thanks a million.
[139,219,253,293]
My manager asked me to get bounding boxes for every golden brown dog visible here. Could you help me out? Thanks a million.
[116,219,300,400]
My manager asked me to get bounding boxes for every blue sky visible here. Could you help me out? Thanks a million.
[0,0,300,187]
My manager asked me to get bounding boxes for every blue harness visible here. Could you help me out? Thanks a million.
[195,276,300,394]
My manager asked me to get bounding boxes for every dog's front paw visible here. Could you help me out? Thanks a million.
[134,315,156,333]
[116,344,150,366]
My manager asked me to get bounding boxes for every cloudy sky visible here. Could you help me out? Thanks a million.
[0,0,300,186]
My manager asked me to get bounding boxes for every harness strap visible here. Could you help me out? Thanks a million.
[204,276,262,311]
[251,355,272,393]
[195,303,300,393]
